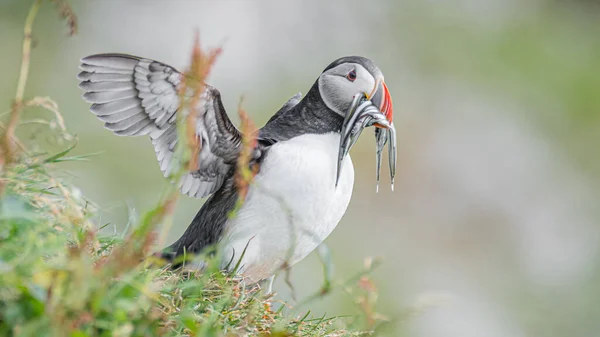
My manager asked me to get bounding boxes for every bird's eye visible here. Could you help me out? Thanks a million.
[346,69,357,82]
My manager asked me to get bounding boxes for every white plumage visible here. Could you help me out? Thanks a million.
[78,54,395,289]
[219,133,354,282]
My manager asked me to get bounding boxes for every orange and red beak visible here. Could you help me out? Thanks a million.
[369,79,393,128]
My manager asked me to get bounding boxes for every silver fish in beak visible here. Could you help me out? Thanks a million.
[336,88,396,192]
[375,125,396,192]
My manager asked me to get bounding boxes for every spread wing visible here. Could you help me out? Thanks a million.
[78,53,241,198]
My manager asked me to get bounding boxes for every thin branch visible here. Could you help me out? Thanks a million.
[1,0,42,169]
[49,0,78,36]
[0,122,29,154]
[155,35,222,248]
[26,97,68,133]
[15,0,41,105]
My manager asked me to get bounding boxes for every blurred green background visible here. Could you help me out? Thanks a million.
[1,0,600,336]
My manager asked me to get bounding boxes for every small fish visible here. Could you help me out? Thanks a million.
[336,93,396,192]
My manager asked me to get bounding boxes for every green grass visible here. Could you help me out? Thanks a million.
[0,125,383,337]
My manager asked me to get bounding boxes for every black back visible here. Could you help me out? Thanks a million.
[162,56,380,264]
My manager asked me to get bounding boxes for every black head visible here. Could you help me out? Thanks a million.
[259,56,393,141]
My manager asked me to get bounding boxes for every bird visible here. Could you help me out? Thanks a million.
[77,53,395,292]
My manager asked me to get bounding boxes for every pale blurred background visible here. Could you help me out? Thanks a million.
[1,0,600,336]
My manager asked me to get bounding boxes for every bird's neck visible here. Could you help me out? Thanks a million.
[259,82,343,142]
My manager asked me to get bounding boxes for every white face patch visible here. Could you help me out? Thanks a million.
[318,63,376,116]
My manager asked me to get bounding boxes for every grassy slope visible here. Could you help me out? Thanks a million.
[0,147,375,336]
[0,49,377,337]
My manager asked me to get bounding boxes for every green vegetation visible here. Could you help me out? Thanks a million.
[0,149,377,336]
[0,155,374,336]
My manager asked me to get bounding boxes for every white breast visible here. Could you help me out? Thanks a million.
[219,132,354,282]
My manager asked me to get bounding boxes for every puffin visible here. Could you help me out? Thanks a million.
[78,53,395,292]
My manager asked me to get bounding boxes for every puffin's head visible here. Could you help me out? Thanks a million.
[318,56,396,192]
[318,56,393,127]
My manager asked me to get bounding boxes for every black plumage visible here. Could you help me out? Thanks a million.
[78,53,392,276]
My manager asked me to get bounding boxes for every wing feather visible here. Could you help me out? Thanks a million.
[79,53,242,198]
